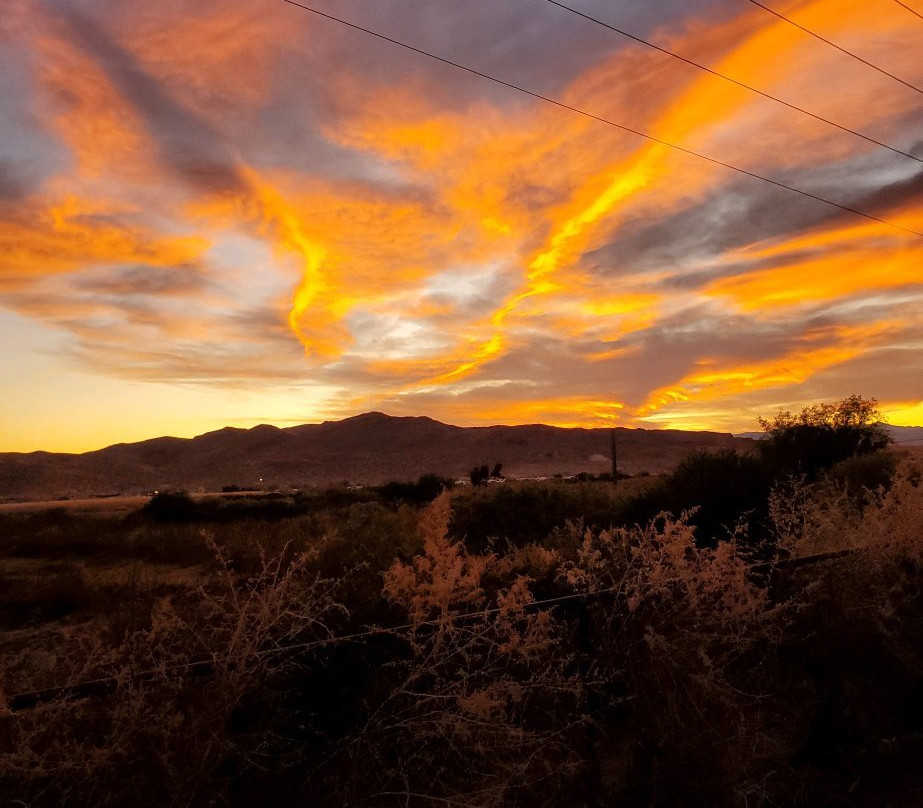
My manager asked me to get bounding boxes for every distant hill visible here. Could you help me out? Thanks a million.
[884,425,923,446]
[0,412,757,501]
[733,424,923,446]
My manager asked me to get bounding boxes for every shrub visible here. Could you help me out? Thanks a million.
[365,495,583,805]
[449,482,622,552]
[140,491,198,523]
[758,395,891,481]
[0,538,346,807]
[556,512,784,806]
[376,473,454,506]
[0,562,97,629]
[664,450,772,546]
[763,461,923,804]
[0,510,123,560]
[310,501,421,624]
[3,458,921,807]
[823,449,897,504]
[606,451,771,548]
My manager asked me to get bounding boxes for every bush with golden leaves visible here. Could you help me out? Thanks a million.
[0,538,344,807]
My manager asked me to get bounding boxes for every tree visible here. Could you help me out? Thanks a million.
[757,395,891,481]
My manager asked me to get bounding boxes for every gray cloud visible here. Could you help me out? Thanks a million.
[50,2,247,194]
[76,264,207,297]
[582,159,923,296]
[3,0,920,439]
[0,160,27,202]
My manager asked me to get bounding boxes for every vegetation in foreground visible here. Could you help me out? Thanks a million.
[0,398,920,807]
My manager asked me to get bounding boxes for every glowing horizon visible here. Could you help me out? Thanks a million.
[1,0,921,454]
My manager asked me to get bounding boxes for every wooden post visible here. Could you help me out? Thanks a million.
[610,427,618,486]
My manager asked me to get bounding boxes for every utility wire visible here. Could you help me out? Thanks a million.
[6,546,857,712]
[544,0,921,165]
[276,0,922,237]
[745,0,923,95]
[8,584,625,711]
[891,0,923,23]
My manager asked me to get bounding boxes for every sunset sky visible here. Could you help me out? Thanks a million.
[1,0,921,453]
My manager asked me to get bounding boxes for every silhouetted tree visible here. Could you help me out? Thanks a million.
[469,465,490,486]
[758,395,891,481]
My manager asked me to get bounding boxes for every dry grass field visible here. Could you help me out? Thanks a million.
[0,490,270,515]
[0,496,153,515]
[1,438,920,807]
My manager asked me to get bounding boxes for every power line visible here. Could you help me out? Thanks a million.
[891,0,923,23]
[745,0,923,95]
[544,0,921,165]
[8,584,626,711]
[9,545,866,712]
[6,546,860,712]
[276,0,922,237]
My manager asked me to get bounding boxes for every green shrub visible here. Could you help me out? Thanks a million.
[665,449,772,545]
[823,449,897,503]
[449,482,622,552]
[140,491,198,522]
[375,473,454,506]
[606,450,771,547]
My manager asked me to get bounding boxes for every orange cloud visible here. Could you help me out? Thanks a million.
[653,0,921,164]
[0,195,207,289]
[388,395,627,429]
[638,321,898,416]
[708,215,923,311]
[3,0,921,451]
[33,31,152,181]
[341,0,923,393]
[259,0,920,410]
[249,177,343,358]
[121,0,294,111]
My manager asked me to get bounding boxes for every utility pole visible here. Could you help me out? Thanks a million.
[610,427,618,486]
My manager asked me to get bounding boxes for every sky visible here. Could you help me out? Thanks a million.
[1,0,921,453]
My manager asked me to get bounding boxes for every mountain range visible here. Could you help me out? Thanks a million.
[1,412,755,501]
[4,414,920,502]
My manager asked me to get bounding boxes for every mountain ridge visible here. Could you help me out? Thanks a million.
[0,412,783,500]
[5,416,920,501]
